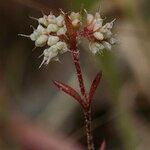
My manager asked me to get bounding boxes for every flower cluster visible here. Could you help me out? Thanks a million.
[83,11,117,54]
[20,10,117,67]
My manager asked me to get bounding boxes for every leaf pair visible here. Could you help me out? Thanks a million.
[53,72,102,109]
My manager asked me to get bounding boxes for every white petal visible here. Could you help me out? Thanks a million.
[56,41,68,53]
[70,12,81,20]
[57,26,67,35]
[35,35,48,47]
[89,42,104,54]
[95,12,101,19]
[30,33,38,41]
[47,35,59,46]
[47,14,57,24]
[102,41,112,50]
[110,38,117,44]
[56,15,64,26]
[72,19,80,27]
[38,16,48,26]
[93,19,103,31]
[93,32,104,40]
[47,24,59,33]
[36,25,47,34]
[87,14,94,25]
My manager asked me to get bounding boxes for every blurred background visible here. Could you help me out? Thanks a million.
[0,0,150,149]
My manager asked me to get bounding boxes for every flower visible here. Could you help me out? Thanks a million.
[20,9,117,67]
[84,11,117,54]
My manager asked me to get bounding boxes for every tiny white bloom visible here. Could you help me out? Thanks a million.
[57,26,67,35]
[47,14,57,24]
[56,15,64,27]
[47,35,59,46]
[89,42,105,54]
[56,41,68,53]
[102,41,112,50]
[38,16,48,26]
[93,32,104,40]
[30,33,38,41]
[95,12,101,19]
[70,12,81,27]
[35,35,48,47]
[70,12,81,20]
[93,19,103,31]
[72,19,80,27]
[39,48,58,68]
[47,24,59,33]
[110,37,118,44]
[37,24,47,34]
[87,14,94,25]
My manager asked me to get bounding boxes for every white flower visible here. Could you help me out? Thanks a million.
[22,10,117,67]
[93,32,104,40]
[85,11,116,54]
[47,24,59,33]
[47,35,59,46]
[57,26,67,35]
[36,25,47,34]
[39,41,68,67]
[56,41,68,53]
[102,41,112,50]
[47,14,57,24]
[30,32,38,41]
[39,47,59,68]
[87,14,94,25]
[38,15,49,26]
[56,15,64,27]
[35,35,48,47]
[70,12,81,27]
[89,42,105,54]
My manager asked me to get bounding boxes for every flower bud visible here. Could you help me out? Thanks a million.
[30,33,38,41]
[56,41,68,53]
[56,15,64,27]
[89,42,105,54]
[70,12,81,21]
[35,35,48,47]
[102,41,112,50]
[47,14,57,24]
[47,35,59,46]
[37,25,47,34]
[93,32,104,40]
[38,16,48,26]
[47,24,59,33]
[87,14,94,25]
[57,26,67,35]
[72,19,80,28]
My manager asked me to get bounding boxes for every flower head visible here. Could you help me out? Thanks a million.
[83,11,117,54]
[20,9,117,67]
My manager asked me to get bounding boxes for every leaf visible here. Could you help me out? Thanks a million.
[88,72,102,104]
[99,140,106,150]
[53,81,84,107]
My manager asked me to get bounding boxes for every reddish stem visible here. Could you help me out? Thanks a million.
[84,109,95,150]
[70,36,87,100]
[70,35,95,150]
[64,14,95,150]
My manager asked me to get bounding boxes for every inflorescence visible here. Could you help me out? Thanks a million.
[20,10,117,67]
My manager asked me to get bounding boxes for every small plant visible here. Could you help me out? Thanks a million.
[20,8,117,150]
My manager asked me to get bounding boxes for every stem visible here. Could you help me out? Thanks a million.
[84,108,95,150]
[70,37,87,100]
[70,35,95,150]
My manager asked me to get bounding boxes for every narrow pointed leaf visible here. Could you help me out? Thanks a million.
[89,72,102,104]
[99,140,106,150]
[53,81,84,107]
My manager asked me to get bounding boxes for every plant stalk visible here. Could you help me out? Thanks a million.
[70,35,95,150]
[84,108,95,150]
